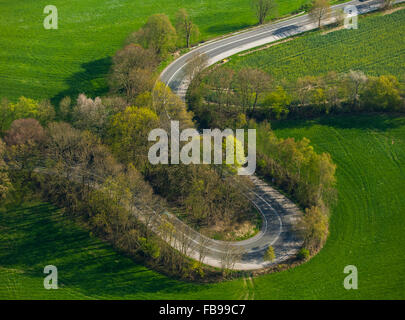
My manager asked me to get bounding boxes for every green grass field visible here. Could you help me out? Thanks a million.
[2,0,404,300]
[0,0,312,103]
[226,9,405,81]
[2,114,404,299]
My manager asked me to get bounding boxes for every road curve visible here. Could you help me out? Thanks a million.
[158,0,385,270]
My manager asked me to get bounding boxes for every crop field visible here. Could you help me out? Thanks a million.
[1,114,404,299]
[0,0,312,103]
[226,9,405,81]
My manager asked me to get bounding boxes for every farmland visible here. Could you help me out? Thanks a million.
[1,0,405,301]
[225,9,405,81]
[1,114,405,299]
[0,0,313,103]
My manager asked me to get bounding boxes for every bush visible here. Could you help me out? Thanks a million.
[300,205,329,252]
[264,245,276,262]
[297,248,310,261]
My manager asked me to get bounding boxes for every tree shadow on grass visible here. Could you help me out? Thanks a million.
[0,203,204,298]
[51,57,112,107]
[205,22,252,36]
[271,113,405,132]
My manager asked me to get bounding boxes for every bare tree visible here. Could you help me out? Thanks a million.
[344,70,368,108]
[197,236,211,264]
[109,44,158,101]
[380,0,395,10]
[176,9,199,48]
[72,94,109,135]
[295,76,318,106]
[176,223,194,257]
[208,68,235,108]
[251,0,278,25]
[220,243,245,275]
[4,119,46,146]
[236,68,271,111]
[309,0,331,28]
[184,52,209,83]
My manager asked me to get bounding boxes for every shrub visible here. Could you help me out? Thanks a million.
[297,248,310,260]
[264,245,276,262]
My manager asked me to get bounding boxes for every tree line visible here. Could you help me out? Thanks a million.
[191,67,405,125]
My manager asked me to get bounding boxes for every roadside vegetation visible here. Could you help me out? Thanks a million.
[1,0,404,298]
[188,7,405,256]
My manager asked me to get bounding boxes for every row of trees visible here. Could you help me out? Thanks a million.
[254,0,403,28]
[188,68,338,254]
[0,15,257,274]
[255,123,336,252]
[251,0,330,27]
[126,9,199,59]
[193,67,404,124]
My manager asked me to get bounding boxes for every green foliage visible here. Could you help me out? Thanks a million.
[129,14,177,57]
[256,124,337,209]
[263,86,291,119]
[300,206,329,252]
[297,248,310,260]
[361,75,402,111]
[264,245,276,261]
[138,237,161,259]
[108,106,160,166]
[0,97,54,134]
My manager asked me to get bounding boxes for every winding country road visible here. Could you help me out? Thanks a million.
[158,0,386,270]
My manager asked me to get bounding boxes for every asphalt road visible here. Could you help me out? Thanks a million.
[157,0,387,270]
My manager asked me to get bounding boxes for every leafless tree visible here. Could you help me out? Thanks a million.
[176,223,194,257]
[220,243,245,274]
[236,68,271,111]
[295,76,318,106]
[309,0,331,28]
[380,0,395,10]
[251,0,278,25]
[176,9,199,48]
[4,119,46,146]
[197,236,211,264]
[344,70,368,108]
[109,44,158,101]
[208,68,235,108]
[184,52,209,83]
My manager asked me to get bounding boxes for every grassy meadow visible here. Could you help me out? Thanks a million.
[0,0,312,103]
